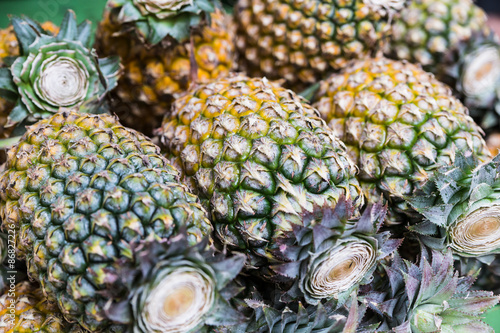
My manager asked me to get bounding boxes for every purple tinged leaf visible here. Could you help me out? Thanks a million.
[393,320,411,333]
[417,258,433,304]
[211,253,246,289]
[378,238,403,259]
[292,223,310,245]
[447,295,500,315]
[312,224,336,251]
[103,299,132,324]
[343,294,359,333]
[408,220,439,235]
[452,320,495,333]
[205,297,246,326]
[402,272,420,306]
[271,261,301,278]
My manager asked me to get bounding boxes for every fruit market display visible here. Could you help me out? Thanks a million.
[1,0,500,332]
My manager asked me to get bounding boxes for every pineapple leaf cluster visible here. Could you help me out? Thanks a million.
[108,0,217,45]
[364,249,499,332]
[0,11,121,131]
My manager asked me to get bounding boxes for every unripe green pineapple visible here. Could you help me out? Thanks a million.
[312,57,491,224]
[0,281,84,332]
[158,74,364,268]
[0,111,212,331]
[234,0,405,89]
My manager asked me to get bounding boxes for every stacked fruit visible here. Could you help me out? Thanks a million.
[0,0,500,332]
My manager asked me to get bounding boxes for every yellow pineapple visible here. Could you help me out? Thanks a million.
[95,0,235,135]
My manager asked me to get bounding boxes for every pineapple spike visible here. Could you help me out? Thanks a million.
[271,197,402,307]
[103,231,247,332]
[363,248,500,332]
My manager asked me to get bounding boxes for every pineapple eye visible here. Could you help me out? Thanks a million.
[449,206,500,256]
[143,268,215,332]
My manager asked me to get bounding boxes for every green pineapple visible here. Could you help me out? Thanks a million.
[0,281,84,333]
[234,0,405,90]
[103,232,246,333]
[363,249,499,332]
[0,111,212,331]
[157,74,364,256]
[386,0,500,130]
[312,57,491,225]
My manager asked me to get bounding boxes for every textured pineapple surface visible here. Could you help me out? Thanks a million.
[313,57,491,223]
[158,74,364,262]
[234,0,404,89]
[386,0,491,75]
[0,112,211,331]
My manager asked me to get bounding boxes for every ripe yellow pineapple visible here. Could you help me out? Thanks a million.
[95,0,236,135]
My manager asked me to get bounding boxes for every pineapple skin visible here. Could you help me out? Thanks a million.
[0,112,212,331]
[0,281,83,333]
[234,0,402,90]
[386,0,490,76]
[158,74,364,264]
[313,57,491,223]
[95,7,236,136]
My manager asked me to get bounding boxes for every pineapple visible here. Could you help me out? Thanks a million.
[363,249,499,332]
[0,281,84,332]
[312,57,491,224]
[0,111,212,331]
[103,232,246,332]
[0,11,121,135]
[95,0,235,135]
[155,75,398,305]
[157,74,364,259]
[386,0,500,130]
[233,0,405,90]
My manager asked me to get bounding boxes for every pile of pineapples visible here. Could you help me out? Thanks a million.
[1,0,500,332]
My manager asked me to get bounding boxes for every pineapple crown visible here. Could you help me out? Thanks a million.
[108,0,218,45]
[0,10,121,130]
[364,248,499,332]
[270,198,402,307]
[103,231,247,332]
[407,152,500,263]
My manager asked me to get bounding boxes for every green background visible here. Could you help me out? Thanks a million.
[1,0,500,331]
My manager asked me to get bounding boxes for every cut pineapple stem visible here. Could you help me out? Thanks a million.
[306,241,376,299]
[450,206,500,256]
[462,46,500,97]
[145,268,214,332]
